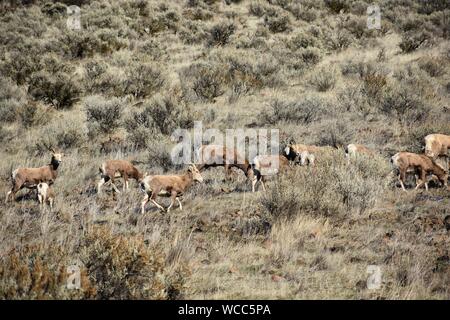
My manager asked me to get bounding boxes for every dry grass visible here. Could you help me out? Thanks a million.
[0,0,449,299]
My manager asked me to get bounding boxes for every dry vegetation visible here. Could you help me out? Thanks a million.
[0,0,449,299]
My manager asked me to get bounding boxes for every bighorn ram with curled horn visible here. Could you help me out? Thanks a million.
[5,146,64,203]
[140,164,203,213]
[390,152,448,191]
[97,159,144,194]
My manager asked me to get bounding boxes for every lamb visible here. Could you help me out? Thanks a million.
[345,144,374,158]
[98,160,144,194]
[5,150,64,203]
[284,144,332,165]
[37,182,55,210]
[252,155,290,192]
[140,164,203,213]
[195,144,253,179]
[390,152,448,191]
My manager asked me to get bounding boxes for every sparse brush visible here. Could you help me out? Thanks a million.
[309,66,338,92]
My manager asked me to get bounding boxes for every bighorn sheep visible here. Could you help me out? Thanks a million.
[424,134,450,160]
[284,144,332,165]
[345,144,374,164]
[5,150,64,203]
[37,182,55,210]
[345,144,374,158]
[98,160,143,194]
[424,134,450,172]
[195,144,253,179]
[252,155,289,192]
[390,152,448,191]
[140,164,203,213]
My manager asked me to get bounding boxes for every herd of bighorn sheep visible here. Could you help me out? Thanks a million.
[4,133,449,212]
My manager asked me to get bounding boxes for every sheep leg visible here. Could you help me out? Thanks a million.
[97,176,107,194]
[38,194,44,208]
[176,198,183,211]
[399,170,407,191]
[252,177,258,192]
[167,191,178,213]
[141,194,149,214]
[123,175,129,192]
[110,178,121,194]
[5,190,12,203]
[49,198,54,210]
[149,189,165,211]
[150,199,165,212]
[415,169,426,191]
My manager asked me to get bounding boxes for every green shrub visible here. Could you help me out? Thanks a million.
[182,63,226,102]
[32,118,87,152]
[207,22,236,46]
[260,151,389,219]
[309,66,338,92]
[80,227,166,299]
[85,95,123,136]
[264,11,290,33]
[125,94,193,143]
[380,85,430,129]
[261,96,330,125]
[418,56,447,77]
[0,243,95,299]
[324,0,350,14]
[123,62,165,99]
[28,71,82,109]
[0,78,27,123]
[399,31,432,53]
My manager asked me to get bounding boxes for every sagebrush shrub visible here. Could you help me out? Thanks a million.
[125,94,193,145]
[28,71,82,109]
[260,96,330,125]
[85,95,123,136]
[399,31,431,53]
[123,62,165,98]
[0,78,27,123]
[80,227,167,299]
[207,22,236,46]
[309,67,338,92]
[264,11,290,33]
[182,63,226,102]
[0,244,95,299]
[260,150,389,219]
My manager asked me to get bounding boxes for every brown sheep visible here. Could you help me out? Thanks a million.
[390,152,448,191]
[196,144,253,179]
[140,164,203,213]
[5,150,64,203]
[98,160,144,194]
[252,154,290,192]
